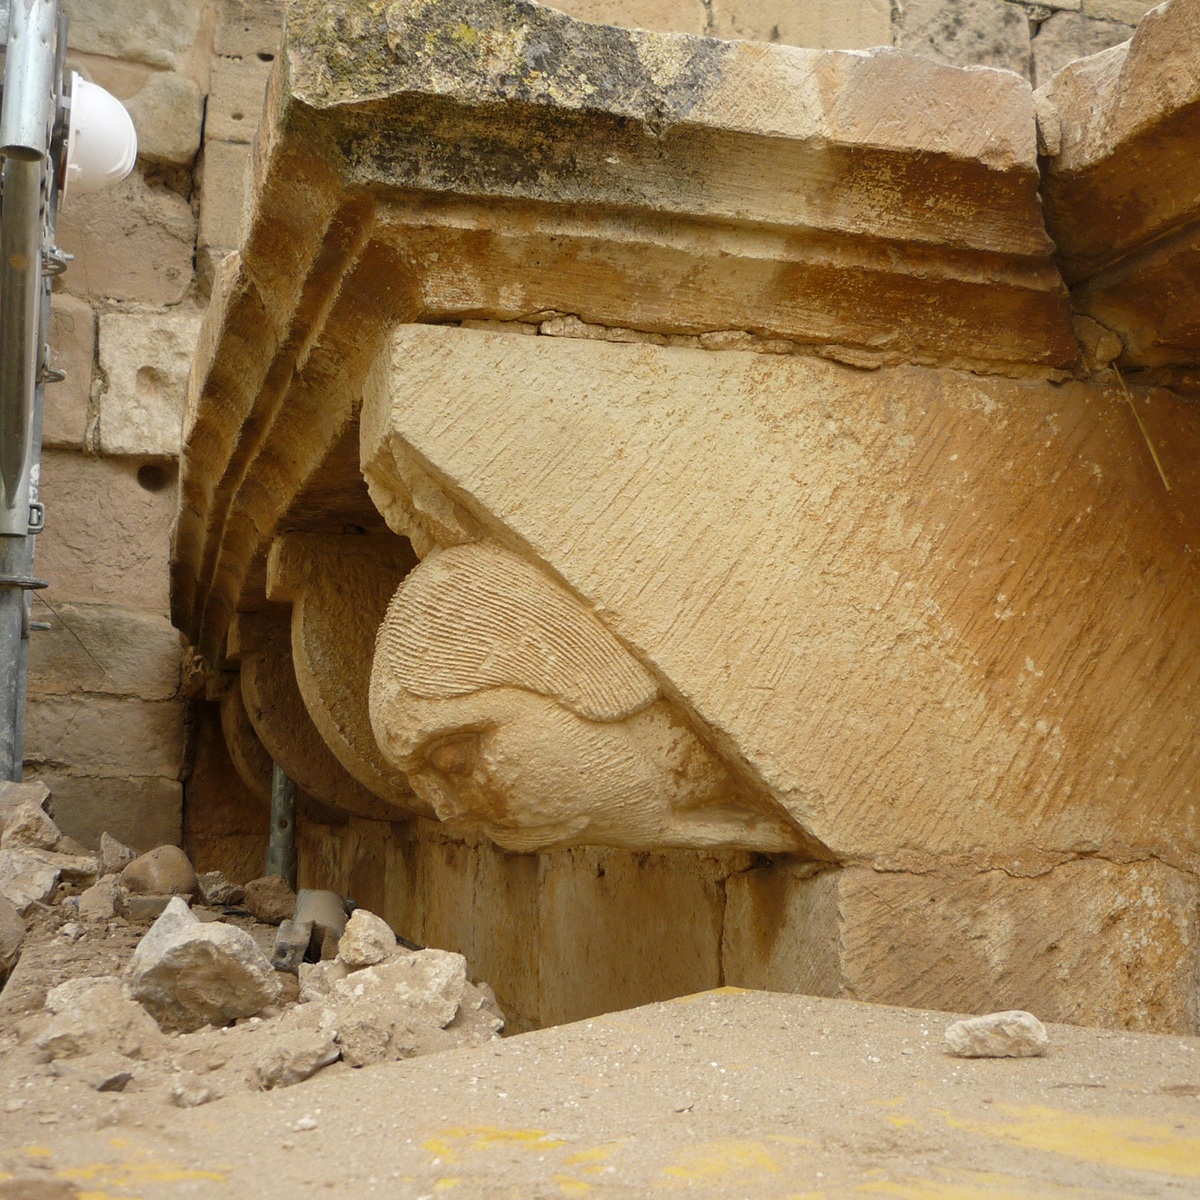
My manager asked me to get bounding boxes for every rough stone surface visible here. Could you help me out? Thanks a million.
[0,780,51,831]
[0,892,24,973]
[0,802,62,853]
[124,71,204,166]
[214,0,286,57]
[119,893,190,922]
[101,833,137,874]
[1084,0,1157,20]
[945,1010,1050,1058]
[297,958,348,1003]
[1032,10,1133,85]
[252,1024,340,1089]
[35,975,164,1060]
[127,897,282,1031]
[34,449,177,613]
[206,56,273,144]
[242,876,297,926]
[44,294,95,450]
[0,850,60,915]
[119,846,198,897]
[78,876,121,921]
[336,908,397,969]
[63,0,204,66]
[98,310,205,457]
[897,0,1032,76]
[710,0,892,46]
[58,169,195,305]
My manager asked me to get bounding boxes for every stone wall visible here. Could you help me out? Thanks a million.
[29,0,1181,1035]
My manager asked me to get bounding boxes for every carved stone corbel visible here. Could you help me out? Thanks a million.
[265,531,427,815]
[229,609,397,821]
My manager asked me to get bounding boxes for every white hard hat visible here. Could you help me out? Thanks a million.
[63,72,137,200]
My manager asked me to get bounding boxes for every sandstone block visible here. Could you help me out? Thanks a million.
[243,875,297,925]
[119,845,198,896]
[0,850,60,914]
[127,896,282,1030]
[124,71,204,166]
[214,0,286,57]
[63,0,204,67]
[98,310,205,457]
[709,0,892,48]
[27,603,182,702]
[79,876,120,921]
[945,1010,1049,1058]
[0,780,51,829]
[0,802,61,853]
[1032,11,1133,85]
[206,56,273,144]
[898,0,1032,76]
[34,450,176,612]
[28,774,182,855]
[120,892,189,922]
[337,908,397,969]
[24,696,185,780]
[331,948,466,1027]
[253,1026,340,1089]
[44,294,95,450]
[0,893,24,974]
[545,0,706,36]
[1083,0,1157,21]
[36,975,163,1060]
[58,169,194,305]
[197,140,251,281]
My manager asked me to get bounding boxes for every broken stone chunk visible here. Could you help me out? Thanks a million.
[0,801,62,852]
[0,779,51,835]
[78,876,121,921]
[294,888,349,958]
[271,919,314,974]
[118,892,191,923]
[0,849,60,914]
[0,892,25,975]
[253,1027,341,1089]
[36,976,164,1061]
[100,832,137,874]
[126,896,282,1031]
[49,1050,136,1092]
[333,949,467,1029]
[243,874,297,925]
[945,1010,1049,1058]
[197,869,245,906]
[119,845,199,896]
[336,908,396,969]
[297,958,348,1003]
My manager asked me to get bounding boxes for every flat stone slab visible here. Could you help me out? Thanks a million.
[3,989,1198,1197]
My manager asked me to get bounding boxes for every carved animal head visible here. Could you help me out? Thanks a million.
[369,542,803,852]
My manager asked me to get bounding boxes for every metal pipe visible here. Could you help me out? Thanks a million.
[266,762,297,889]
[0,0,56,161]
[0,155,43,538]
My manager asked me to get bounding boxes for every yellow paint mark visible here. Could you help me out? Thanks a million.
[563,1143,623,1167]
[887,1117,920,1129]
[58,1160,226,1188]
[945,1104,1200,1177]
[659,1139,780,1184]
[423,1126,566,1165]
[871,1099,906,1108]
[20,1145,53,1157]
[107,1138,133,1151]
[77,1193,130,1200]
[857,1167,1127,1199]
[554,1176,593,1196]
[433,1178,460,1192]
[668,986,755,1004]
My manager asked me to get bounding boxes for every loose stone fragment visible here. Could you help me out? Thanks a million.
[78,876,121,921]
[945,1010,1049,1058]
[271,919,314,974]
[126,896,281,1031]
[336,908,396,969]
[294,889,348,958]
[0,849,60,914]
[119,892,189,923]
[197,869,245,906]
[0,801,62,852]
[297,958,348,1003]
[49,1051,136,1092]
[119,845,199,896]
[243,875,297,925]
[0,780,51,834]
[253,1027,341,1089]
[35,976,164,1061]
[100,832,137,874]
[0,892,25,974]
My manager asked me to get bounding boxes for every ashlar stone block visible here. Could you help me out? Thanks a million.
[213,0,286,58]
[123,71,204,166]
[98,310,205,458]
[197,140,251,283]
[206,56,274,144]
[898,0,1032,77]
[710,0,892,48]
[44,294,95,450]
[63,0,204,68]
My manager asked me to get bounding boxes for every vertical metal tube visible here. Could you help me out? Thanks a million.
[0,0,57,160]
[267,762,297,889]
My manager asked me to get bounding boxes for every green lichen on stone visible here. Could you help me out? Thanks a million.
[285,0,731,130]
